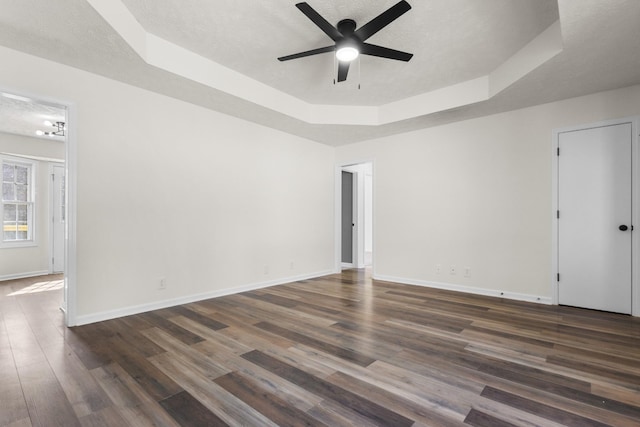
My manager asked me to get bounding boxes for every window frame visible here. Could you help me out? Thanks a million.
[1,155,37,248]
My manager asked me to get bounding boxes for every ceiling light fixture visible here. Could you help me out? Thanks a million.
[336,46,359,62]
[36,120,65,137]
[278,3,413,82]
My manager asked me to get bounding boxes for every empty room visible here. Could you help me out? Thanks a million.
[1,1,639,426]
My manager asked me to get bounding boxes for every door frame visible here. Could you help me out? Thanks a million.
[340,170,355,269]
[335,159,375,273]
[551,116,639,316]
[1,85,78,326]
[49,162,65,274]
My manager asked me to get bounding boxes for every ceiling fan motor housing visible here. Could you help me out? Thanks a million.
[336,19,361,52]
[337,19,357,36]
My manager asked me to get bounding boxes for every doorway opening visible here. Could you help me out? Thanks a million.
[0,88,76,326]
[338,162,373,271]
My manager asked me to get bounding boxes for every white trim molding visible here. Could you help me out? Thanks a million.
[63,101,77,326]
[74,269,335,326]
[0,270,50,282]
[375,274,552,305]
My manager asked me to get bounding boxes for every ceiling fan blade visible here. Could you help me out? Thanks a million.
[337,61,350,82]
[361,43,413,61]
[296,2,342,41]
[354,0,411,41]
[278,45,335,61]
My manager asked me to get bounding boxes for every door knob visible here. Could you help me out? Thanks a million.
[619,225,629,231]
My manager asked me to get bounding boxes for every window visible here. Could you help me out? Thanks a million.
[2,158,35,245]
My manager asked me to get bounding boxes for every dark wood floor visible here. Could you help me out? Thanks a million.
[1,270,640,426]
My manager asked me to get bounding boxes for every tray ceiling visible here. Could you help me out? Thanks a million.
[119,0,559,106]
[0,0,639,145]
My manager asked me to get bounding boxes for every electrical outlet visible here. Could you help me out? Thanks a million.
[435,264,442,274]
[158,277,167,290]
[290,261,295,270]
[464,267,471,278]
[264,265,269,275]
[449,265,456,275]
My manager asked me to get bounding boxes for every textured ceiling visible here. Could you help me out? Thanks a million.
[119,0,559,105]
[0,0,639,146]
[0,93,66,142]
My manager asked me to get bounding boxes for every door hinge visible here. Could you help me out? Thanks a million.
[557,147,560,156]
[557,273,560,282]
[52,174,55,181]
[557,210,560,219]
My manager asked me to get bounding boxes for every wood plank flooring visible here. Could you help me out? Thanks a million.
[1,270,640,426]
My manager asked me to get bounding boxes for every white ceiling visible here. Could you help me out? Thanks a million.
[0,93,66,142]
[119,0,559,105]
[0,0,639,145]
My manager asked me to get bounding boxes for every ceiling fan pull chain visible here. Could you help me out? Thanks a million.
[358,56,361,90]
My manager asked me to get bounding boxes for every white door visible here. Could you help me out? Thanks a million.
[52,164,65,273]
[558,123,632,314]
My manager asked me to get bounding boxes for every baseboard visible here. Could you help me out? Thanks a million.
[74,269,335,326]
[0,270,49,282]
[374,274,552,305]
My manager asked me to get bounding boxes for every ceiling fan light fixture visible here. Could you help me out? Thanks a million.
[278,1,413,81]
[336,46,359,62]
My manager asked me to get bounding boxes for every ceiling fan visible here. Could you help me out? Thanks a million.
[278,1,413,83]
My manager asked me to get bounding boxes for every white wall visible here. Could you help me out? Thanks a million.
[3,42,638,321]
[337,85,640,301]
[0,133,64,280]
[0,46,335,323]
[0,132,65,160]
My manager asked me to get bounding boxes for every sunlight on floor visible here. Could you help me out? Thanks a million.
[8,280,64,296]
